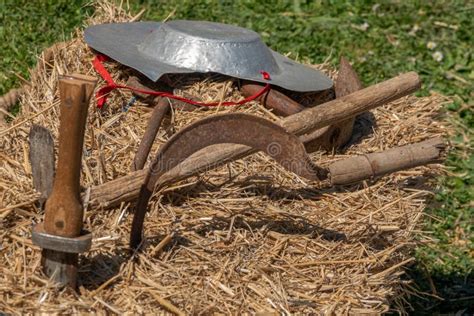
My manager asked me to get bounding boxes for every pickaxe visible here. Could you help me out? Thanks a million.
[32,74,97,288]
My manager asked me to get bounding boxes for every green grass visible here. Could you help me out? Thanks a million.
[1,0,472,313]
[0,0,93,95]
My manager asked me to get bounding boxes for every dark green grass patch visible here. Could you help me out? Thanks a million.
[0,0,92,95]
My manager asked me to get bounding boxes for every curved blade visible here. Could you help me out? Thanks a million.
[130,112,328,248]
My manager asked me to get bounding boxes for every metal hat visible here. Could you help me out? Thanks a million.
[84,20,333,92]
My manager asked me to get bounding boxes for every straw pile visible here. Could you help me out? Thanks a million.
[0,1,449,314]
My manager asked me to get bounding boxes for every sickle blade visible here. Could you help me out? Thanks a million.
[130,112,328,248]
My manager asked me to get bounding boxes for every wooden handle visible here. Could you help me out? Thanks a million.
[329,137,446,185]
[43,74,97,237]
[241,81,305,116]
[282,72,421,135]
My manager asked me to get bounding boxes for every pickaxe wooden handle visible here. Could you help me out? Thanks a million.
[43,75,96,237]
[240,81,305,116]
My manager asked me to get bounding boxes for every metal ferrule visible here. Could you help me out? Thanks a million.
[32,223,92,254]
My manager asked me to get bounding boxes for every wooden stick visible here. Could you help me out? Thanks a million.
[282,72,420,134]
[87,72,421,208]
[132,97,170,171]
[150,233,174,256]
[240,81,305,116]
[149,291,186,316]
[328,137,446,185]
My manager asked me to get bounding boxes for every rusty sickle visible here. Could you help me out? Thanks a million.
[130,112,328,248]
[129,113,444,249]
[32,74,97,288]
[130,113,445,248]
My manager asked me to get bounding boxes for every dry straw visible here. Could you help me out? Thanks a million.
[0,1,450,314]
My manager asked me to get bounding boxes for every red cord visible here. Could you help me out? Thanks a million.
[92,54,271,109]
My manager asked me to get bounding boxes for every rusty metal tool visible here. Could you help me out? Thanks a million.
[32,74,97,288]
[129,111,444,249]
[29,125,55,209]
[86,72,422,209]
[302,56,364,152]
[130,112,327,248]
[132,97,170,171]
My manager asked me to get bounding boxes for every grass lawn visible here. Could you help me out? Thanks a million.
[1,0,472,313]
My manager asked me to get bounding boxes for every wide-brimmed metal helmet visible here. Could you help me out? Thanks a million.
[85,20,333,92]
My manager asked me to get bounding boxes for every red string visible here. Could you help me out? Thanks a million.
[92,54,271,109]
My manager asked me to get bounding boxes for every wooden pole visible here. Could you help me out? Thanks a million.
[328,137,446,185]
[281,72,420,134]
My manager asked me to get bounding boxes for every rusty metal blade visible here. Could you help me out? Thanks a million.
[130,112,328,248]
[335,56,364,98]
[29,124,55,207]
[144,113,327,194]
[305,56,364,151]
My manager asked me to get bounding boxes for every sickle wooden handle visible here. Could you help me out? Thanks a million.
[240,81,305,116]
[43,74,97,237]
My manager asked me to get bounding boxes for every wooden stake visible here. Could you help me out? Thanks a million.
[328,137,446,185]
